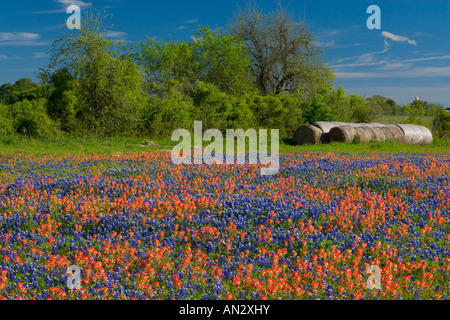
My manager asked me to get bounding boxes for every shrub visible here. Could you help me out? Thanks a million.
[0,103,13,136]
[8,99,59,138]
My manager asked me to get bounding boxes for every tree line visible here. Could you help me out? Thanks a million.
[0,4,448,141]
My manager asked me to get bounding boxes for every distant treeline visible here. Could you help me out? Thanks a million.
[0,5,448,141]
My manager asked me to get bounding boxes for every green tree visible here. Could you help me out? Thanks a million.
[366,95,399,116]
[229,2,333,96]
[0,103,13,136]
[402,100,426,125]
[432,109,450,139]
[144,81,194,138]
[8,99,58,138]
[325,87,352,122]
[301,93,332,124]
[43,8,146,137]
[0,78,44,105]
[136,26,254,98]
[47,69,79,132]
[350,94,374,123]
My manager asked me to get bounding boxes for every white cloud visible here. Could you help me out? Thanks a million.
[0,32,40,41]
[184,19,198,24]
[335,66,450,79]
[0,55,8,60]
[0,41,48,47]
[382,31,417,46]
[177,25,188,31]
[403,55,450,63]
[54,0,90,9]
[103,31,127,38]
[32,52,48,59]
[29,0,89,14]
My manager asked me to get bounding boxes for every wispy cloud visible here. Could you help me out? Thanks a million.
[55,0,90,10]
[177,25,188,31]
[183,18,198,24]
[32,52,48,59]
[382,31,417,48]
[335,66,450,79]
[103,31,127,38]
[29,0,90,14]
[0,32,40,41]
[403,55,450,63]
[0,32,46,47]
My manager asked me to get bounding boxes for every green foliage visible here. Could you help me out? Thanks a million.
[144,82,194,138]
[8,99,58,138]
[301,93,332,124]
[366,95,401,116]
[191,81,234,132]
[350,94,375,123]
[229,2,334,96]
[401,101,426,126]
[43,8,146,137]
[47,69,79,132]
[325,87,352,122]
[0,103,13,136]
[433,109,450,139]
[136,26,254,98]
[0,78,45,105]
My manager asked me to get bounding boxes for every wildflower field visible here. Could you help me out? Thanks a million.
[0,151,449,300]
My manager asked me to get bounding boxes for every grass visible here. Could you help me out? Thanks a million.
[0,134,449,156]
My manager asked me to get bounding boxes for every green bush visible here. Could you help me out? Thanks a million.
[433,109,450,139]
[144,85,194,138]
[301,93,332,124]
[8,99,59,138]
[0,103,13,136]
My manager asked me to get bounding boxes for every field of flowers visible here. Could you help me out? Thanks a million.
[0,151,449,300]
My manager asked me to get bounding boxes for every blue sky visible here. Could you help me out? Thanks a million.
[0,0,449,107]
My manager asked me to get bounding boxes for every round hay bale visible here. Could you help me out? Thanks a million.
[329,126,356,143]
[396,124,424,145]
[378,127,395,142]
[370,127,386,142]
[311,122,347,133]
[385,125,405,143]
[353,127,374,143]
[293,124,324,145]
[416,125,433,144]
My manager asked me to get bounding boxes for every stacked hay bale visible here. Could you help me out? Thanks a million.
[353,127,374,143]
[370,127,386,142]
[311,122,347,144]
[395,124,432,145]
[329,126,356,143]
[293,122,432,145]
[293,124,323,145]
[385,125,405,143]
